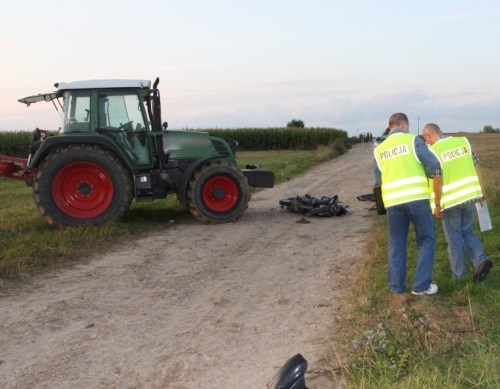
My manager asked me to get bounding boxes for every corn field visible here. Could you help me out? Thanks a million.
[0,127,351,157]
[205,127,348,150]
[0,131,35,158]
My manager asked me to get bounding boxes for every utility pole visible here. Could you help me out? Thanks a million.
[417,116,421,136]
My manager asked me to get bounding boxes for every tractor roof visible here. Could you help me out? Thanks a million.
[57,79,151,90]
[18,79,152,106]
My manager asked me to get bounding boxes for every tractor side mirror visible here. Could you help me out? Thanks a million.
[162,122,168,130]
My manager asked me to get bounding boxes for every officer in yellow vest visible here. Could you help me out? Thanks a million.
[423,123,492,282]
[374,113,442,295]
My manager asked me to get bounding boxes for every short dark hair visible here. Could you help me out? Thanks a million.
[389,113,409,129]
[424,123,441,135]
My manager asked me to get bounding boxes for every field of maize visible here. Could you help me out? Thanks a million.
[0,127,350,157]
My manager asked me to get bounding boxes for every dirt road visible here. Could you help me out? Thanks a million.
[0,143,376,389]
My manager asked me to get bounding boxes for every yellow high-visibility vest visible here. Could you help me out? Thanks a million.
[430,137,482,210]
[374,133,430,207]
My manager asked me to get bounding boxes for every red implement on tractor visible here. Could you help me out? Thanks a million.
[0,129,48,182]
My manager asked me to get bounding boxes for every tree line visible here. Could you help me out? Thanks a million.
[482,125,500,133]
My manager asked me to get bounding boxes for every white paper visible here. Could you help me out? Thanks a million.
[476,200,492,232]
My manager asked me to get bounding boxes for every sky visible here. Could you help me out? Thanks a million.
[1,0,499,137]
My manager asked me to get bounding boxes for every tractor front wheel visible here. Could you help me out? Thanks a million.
[33,144,133,228]
[186,162,250,223]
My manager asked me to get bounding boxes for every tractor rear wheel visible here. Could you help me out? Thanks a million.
[186,161,250,223]
[33,144,133,228]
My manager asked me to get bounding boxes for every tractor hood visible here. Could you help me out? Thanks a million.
[163,130,236,160]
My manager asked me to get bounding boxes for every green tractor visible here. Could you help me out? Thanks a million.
[0,78,273,228]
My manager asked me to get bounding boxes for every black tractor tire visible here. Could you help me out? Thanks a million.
[33,144,133,228]
[186,161,250,223]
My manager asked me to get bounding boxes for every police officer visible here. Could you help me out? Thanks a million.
[423,123,493,282]
[374,113,442,294]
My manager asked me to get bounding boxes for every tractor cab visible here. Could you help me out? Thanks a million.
[59,80,155,166]
[19,79,159,167]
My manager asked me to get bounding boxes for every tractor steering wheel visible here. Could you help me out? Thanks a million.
[118,121,134,131]
[117,121,135,145]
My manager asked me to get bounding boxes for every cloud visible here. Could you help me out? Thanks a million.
[168,89,500,135]
[441,12,472,20]
[171,105,294,129]
[3,86,498,137]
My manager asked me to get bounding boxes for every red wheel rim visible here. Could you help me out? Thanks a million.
[52,162,114,219]
[202,176,238,212]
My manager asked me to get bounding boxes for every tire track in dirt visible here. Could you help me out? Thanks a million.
[0,143,376,389]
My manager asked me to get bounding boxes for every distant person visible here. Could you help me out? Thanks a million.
[423,123,493,282]
[373,113,442,295]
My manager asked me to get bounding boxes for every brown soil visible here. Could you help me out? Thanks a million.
[0,143,376,389]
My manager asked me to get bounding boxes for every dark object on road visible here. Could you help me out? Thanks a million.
[262,353,308,389]
[357,192,378,211]
[279,194,348,217]
[357,193,375,202]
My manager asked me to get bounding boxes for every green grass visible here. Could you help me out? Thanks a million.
[0,142,348,279]
[0,178,191,278]
[4,133,500,387]
[342,133,500,388]
[237,146,346,185]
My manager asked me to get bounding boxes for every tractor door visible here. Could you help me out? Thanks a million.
[60,90,91,133]
[97,90,152,167]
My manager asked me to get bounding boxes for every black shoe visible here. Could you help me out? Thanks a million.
[472,260,493,283]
